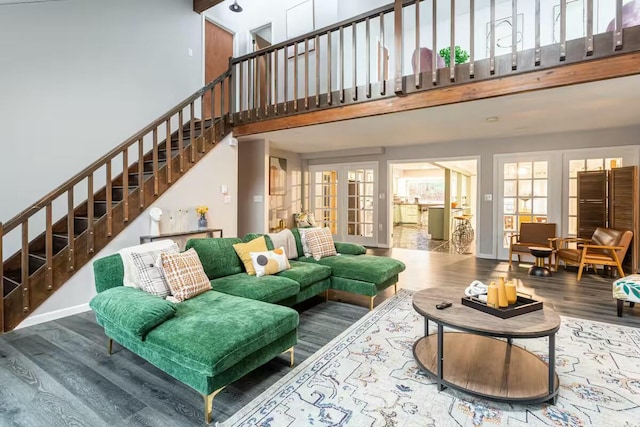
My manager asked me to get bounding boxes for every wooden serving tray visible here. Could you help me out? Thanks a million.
[461,294,543,319]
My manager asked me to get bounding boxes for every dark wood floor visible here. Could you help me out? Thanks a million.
[0,249,638,426]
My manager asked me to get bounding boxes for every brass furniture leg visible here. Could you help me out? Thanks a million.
[369,296,375,311]
[107,338,113,355]
[284,346,295,367]
[394,283,397,294]
[325,289,329,302]
[203,387,224,424]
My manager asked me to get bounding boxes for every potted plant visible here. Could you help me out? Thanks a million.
[439,46,470,67]
[196,205,209,230]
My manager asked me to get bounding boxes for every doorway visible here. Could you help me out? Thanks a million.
[389,159,478,254]
[250,24,272,111]
[204,19,234,119]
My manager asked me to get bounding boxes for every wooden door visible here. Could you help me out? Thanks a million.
[577,170,608,239]
[253,34,270,112]
[204,20,233,119]
[610,166,638,272]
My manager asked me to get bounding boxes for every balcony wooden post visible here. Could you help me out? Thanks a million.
[21,222,29,313]
[586,0,594,55]
[327,31,333,105]
[450,0,456,81]
[380,12,386,94]
[106,161,113,236]
[239,61,245,121]
[178,110,184,172]
[315,34,320,106]
[432,0,438,84]
[366,17,371,97]
[210,86,216,136]
[274,49,279,114]
[0,221,3,332]
[614,0,623,50]
[304,39,310,109]
[166,119,172,183]
[393,0,404,95]
[190,103,196,162]
[511,0,517,69]
[284,45,289,113]
[228,59,235,125]
[45,203,53,291]
[414,1,421,88]
[200,94,206,151]
[294,43,299,111]
[266,52,272,116]
[67,189,75,271]
[255,55,261,118]
[340,26,345,102]
[352,23,358,101]
[535,0,541,65]
[123,148,129,221]
[153,127,159,194]
[138,138,146,207]
[88,173,94,253]
[220,79,226,136]
[560,0,567,60]
[490,0,496,74]
[470,0,475,77]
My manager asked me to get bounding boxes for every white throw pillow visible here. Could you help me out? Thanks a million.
[250,247,291,277]
[118,240,178,289]
[130,244,180,297]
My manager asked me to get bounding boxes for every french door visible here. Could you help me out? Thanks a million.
[309,163,378,246]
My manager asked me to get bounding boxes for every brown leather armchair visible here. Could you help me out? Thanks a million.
[554,227,633,281]
[508,223,557,270]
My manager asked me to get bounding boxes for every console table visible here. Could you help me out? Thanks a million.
[140,229,223,247]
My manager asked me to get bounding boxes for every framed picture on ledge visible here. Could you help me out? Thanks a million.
[269,157,287,195]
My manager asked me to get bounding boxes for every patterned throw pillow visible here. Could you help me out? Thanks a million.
[298,227,317,258]
[250,247,291,277]
[232,236,268,275]
[130,243,179,297]
[160,248,210,302]
[295,211,317,228]
[305,228,337,261]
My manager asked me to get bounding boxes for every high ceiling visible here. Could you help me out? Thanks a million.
[244,75,640,154]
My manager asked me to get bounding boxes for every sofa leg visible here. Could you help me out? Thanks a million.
[369,296,375,311]
[617,299,624,317]
[631,302,636,308]
[203,387,224,424]
[285,346,295,367]
[394,283,397,294]
[107,338,113,356]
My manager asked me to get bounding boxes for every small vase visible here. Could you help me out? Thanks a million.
[198,215,208,230]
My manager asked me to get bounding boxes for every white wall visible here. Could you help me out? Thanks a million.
[18,136,238,329]
[237,139,269,236]
[0,0,203,228]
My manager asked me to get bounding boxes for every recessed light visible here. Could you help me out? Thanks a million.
[486,116,499,122]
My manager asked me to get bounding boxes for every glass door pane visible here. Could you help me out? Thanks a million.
[313,170,338,234]
[347,167,375,238]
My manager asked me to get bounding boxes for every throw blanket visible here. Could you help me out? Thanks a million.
[268,229,299,260]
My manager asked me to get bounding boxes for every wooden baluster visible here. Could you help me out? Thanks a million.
[468,0,475,77]
[304,39,309,109]
[45,203,53,291]
[21,221,29,314]
[106,161,112,236]
[414,1,421,88]
[294,43,299,111]
[239,61,245,121]
[266,52,271,116]
[586,0,594,55]
[166,119,172,183]
[432,0,438,83]
[123,148,129,221]
[535,0,540,65]
[200,95,206,151]
[88,173,94,253]
[352,23,357,101]
[274,49,279,114]
[211,86,216,138]
[220,79,226,136]
[190,103,196,162]
[380,12,386,94]
[560,0,567,60]
[327,31,333,105]
[364,18,371,97]
[511,0,517,70]
[315,34,320,106]
[394,0,403,94]
[67,189,75,271]
[340,26,345,102]
[0,221,3,332]
[284,45,289,113]
[255,55,260,118]
[138,138,145,207]
[178,110,184,172]
[614,0,623,50]
[228,59,235,125]
[490,0,496,74]
[450,0,455,81]
[153,127,159,194]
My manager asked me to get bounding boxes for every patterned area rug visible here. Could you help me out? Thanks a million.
[223,290,640,427]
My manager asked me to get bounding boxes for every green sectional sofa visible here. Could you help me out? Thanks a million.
[89,231,405,423]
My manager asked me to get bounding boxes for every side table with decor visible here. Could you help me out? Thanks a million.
[140,229,223,250]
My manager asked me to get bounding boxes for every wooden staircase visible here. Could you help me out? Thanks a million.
[1,72,232,333]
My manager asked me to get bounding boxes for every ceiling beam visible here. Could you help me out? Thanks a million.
[233,51,640,137]
[193,0,225,14]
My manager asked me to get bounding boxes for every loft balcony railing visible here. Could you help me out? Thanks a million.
[227,0,640,125]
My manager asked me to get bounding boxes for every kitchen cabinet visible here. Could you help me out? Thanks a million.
[393,205,401,224]
[399,204,419,224]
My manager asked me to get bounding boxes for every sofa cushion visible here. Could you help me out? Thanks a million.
[250,247,291,277]
[209,273,300,303]
[277,260,332,289]
[161,248,211,302]
[144,291,299,376]
[305,227,337,260]
[298,254,406,285]
[131,243,180,297]
[90,287,176,340]
[335,242,367,255]
[186,237,244,279]
[233,236,269,275]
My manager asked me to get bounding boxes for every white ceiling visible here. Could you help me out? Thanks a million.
[247,75,640,154]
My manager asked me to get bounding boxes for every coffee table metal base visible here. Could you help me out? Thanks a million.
[413,331,559,404]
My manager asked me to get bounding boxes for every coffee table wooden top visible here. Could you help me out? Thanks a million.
[413,287,561,338]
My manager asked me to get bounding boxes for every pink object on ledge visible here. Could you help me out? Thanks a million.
[411,47,445,75]
[606,0,640,32]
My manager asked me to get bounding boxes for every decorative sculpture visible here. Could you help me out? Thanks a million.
[149,207,162,236]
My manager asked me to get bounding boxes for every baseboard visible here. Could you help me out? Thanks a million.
[476,252,496,259]
[16,303,91,330]
[376,243,391,248]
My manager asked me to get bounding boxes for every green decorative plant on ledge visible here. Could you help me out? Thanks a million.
[439,46,470,67]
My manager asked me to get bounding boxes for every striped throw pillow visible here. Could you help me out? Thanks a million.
[305,227,337,260]
[160,248,210,302]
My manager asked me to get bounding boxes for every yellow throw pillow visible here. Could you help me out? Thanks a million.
[250,247,291,277]
[233,236,268,275]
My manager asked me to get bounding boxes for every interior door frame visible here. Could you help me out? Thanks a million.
[309,161,379,246]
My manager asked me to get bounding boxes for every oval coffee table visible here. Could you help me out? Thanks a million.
[412,287,561,404]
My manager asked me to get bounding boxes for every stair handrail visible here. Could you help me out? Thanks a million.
[3,71,231,235]
[231,0,414,64]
